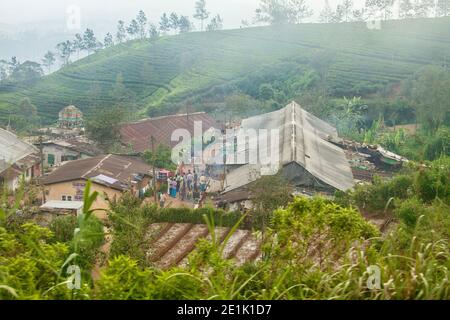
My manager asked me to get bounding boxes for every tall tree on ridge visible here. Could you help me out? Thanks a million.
[83,28,98,55]
[290,0,314,23]
[399,0,415,18]
[73,33,85,59]
[116,20,127,43]
[159,13,171,34]
[56,41,74,65]
[137,10,148,39]
[319,0,335,23]
[340,0,355,22]
[178,16,193,33]
[206,14,224,31]
[42,51,55,73]
[148,23,160,40]
[127,19,139,39]
[104,33,114,48]
[437,0,450,16]
[169,12,180,33]
[194,0,210,31]
[365,0,395,20]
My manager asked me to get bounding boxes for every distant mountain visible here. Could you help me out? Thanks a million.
[0,18,117,62]
[1,17,450,124]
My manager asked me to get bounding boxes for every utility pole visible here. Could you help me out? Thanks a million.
[222,112,227,189]
[151,136,157,205]
[38,135,46,204]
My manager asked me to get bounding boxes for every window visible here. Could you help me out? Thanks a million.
[67,196,72,201]
[62,195,67,201]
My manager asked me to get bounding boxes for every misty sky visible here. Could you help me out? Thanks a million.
[1,0,369,29]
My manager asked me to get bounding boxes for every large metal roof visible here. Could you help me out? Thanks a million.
[224,102,354,192]
[120,112,219,153]
[0,128,38,173]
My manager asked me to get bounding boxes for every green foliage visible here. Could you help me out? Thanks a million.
[85,106,125,150]
[3,18,450,124]
[144,144,175,170]
[0,223,90,300]
[50,215,78,243]
[155,207,243,228]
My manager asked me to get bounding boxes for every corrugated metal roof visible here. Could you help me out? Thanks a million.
[120,112,219,153]
[224,102,354,192]
[42,154,152,190]
[0,128,38,173]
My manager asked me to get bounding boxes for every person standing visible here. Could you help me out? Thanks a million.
[193,170,198,190]
[159,192,167,208]
[187,170,193,192]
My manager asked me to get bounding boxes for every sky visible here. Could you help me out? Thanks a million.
[0,0,369,30]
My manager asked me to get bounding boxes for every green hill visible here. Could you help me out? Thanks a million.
[1,17,450,124]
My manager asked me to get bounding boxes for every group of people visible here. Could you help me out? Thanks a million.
[167,170,208,202]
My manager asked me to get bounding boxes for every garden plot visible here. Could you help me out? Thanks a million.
[155,224,209,270]
[177,226,231,267]
[146,223,193,262]
[234,238,262,266]
[221,229,250,259]
[145,223,261,268]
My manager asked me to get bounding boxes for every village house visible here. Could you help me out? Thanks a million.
[212,102,354,208]
[0,128,42,190]
[37,137,102,167]
[41,154,153,219]
[120,112,218,153]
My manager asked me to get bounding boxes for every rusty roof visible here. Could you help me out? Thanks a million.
[120,112,219,153]
[42,154,152,191]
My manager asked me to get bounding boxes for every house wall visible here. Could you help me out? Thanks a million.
[42,145,91,167]
[44,179,122,220]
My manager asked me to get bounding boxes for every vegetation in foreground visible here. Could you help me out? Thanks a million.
[0,157,448,300]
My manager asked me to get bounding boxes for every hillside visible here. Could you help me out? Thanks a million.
[1,17,450,124]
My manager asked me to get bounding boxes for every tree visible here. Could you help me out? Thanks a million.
[319,0,334,23]
[42,51,55,73]
[56,41,74,65]
[194,0,210,31]
[412,66,450,133]
[413,0,436,17]
[206,14,224,31]
[73,33,85,59]
[116,20,127,43]
[159,13,171,34]
[255,0,312,24]
[144,144,175,170]
[169,12,180,32]
[365,0,395,20]
[85,106,126,150]
[249,175,293,235]
[437,0,450,16]
[137,10,148,39]
[399,0,415,17]
[148,23,160,40]
[104,33,114,48]
[0,60,8,81]
[290,0,314,23]
[83,28,98,55]
[127,19,139,39]
[339,0,355,22]
[178,16,193,33]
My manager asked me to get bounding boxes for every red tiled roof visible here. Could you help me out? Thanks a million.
[120,112,219,153]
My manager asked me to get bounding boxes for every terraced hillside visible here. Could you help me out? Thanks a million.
[145,223,261,269]
[1,17,450,124]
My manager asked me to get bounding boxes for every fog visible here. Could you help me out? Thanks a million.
[1,0,368,29]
